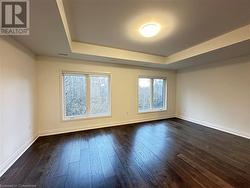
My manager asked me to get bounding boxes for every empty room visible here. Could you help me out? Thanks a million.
[0,0,250,187]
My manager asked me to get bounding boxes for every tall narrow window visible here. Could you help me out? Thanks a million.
[90,75,110,116]
[153,79,165,109]
[62,73,111,120]
[138,78,151,112]
[63,74,86,118]
[138,77,166,113]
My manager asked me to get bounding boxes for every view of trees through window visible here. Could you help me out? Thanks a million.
[153,79,165,109]
[64,74,86,117]
[138,78,151,112]
[90,76,110,115]
[63,73,110,119]
[138,78,166,112]
[63,74,165,118]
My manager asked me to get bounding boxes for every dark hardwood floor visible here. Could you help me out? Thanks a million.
[1,118,250,188]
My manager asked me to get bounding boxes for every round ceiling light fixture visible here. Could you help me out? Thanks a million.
[139,22,161,38]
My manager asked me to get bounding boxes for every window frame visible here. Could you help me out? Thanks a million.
[61,71,112,121]
[137,76,167,113]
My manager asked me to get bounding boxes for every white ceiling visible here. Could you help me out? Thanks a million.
[14,0,70,56]
[13,0,250,69]
[63,0,250,56]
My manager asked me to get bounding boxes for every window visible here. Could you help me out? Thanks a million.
[63,74,86,118]
[138,77,166,113]
[62,72,110,120]
[89,75,110,116]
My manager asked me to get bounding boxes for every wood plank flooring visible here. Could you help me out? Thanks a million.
[1,118,250,188]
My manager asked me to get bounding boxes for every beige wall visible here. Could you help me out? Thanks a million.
[37,57,176,135]
[0,37,37,176]
[176,55,250,138]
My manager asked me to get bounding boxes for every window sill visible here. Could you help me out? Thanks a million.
[138,109,167,114]
[62,114,112,122]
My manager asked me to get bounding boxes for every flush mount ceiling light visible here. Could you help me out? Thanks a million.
[139,23,161,38]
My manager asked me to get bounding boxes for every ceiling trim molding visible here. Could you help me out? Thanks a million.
[55,0,250,66]
[165,25,250,64]
[56,0,72,50]
[71,41,166,64]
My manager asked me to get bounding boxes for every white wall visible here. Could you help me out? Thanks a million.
[176,55,250,138]
[1,35,249,178]
[37,57,176,135]
[0,37,38,176]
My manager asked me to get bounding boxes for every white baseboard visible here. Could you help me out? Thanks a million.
[0,135,39,177]
[39,116,173,136]
[176,115,250,139]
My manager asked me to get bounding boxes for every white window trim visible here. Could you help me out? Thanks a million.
[137,76,167,114]
[60,71,112,121]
